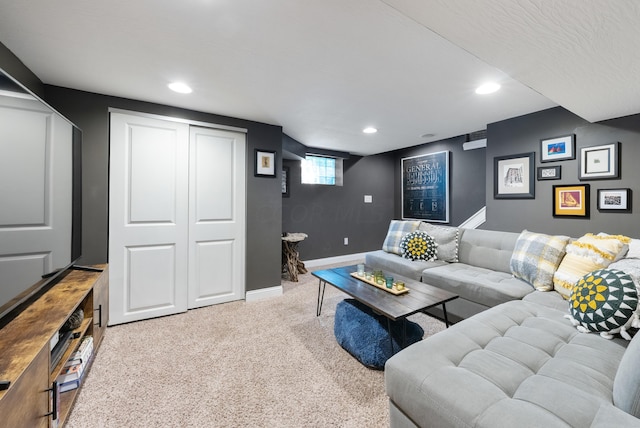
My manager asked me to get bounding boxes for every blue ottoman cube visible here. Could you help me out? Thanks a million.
[334,299,424,370]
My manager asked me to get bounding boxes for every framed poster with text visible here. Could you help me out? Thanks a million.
[402,151,450,222]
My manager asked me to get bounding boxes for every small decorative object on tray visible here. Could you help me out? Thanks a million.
[350,271,409,295]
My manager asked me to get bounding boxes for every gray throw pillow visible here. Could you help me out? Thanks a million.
[418,222,460,262]
[613,331,640,417]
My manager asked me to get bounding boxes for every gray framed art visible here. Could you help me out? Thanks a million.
[494,152,535,199]
[401,151,449,222]
[579,142,619,180]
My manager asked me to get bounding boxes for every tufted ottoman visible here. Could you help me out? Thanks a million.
[334,299,424,370]
[385,297,640,427]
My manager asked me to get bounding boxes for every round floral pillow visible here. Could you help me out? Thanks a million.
[568,268,639,340]
[400,231,437,261]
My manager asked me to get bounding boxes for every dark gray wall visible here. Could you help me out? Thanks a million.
[43,85,283,292]
[282,153,396,260]
[484,106,640,236]
[393,135,487,226]
[0,43,44,98]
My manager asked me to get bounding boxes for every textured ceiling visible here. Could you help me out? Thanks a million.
[384,0,640,122]
[0,1,633,156]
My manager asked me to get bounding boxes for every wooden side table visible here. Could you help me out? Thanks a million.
[282,233,308,281]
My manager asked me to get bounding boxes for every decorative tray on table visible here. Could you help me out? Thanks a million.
[349,272,410,295]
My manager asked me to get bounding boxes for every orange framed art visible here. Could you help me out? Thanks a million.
[553,184,590,218]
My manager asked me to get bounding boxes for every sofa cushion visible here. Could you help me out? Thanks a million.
[400,230,437,261]
[510,230,569,291]
[382,220,421,255]
[457,228,520,273]
[554,233,629,299]
[421,263,533,308]
[365,250,447,281]
[418,222,461,262]
[522,290,569,312]
[614,331,640,418]
[385,300,631,428]
[568,268,639,339]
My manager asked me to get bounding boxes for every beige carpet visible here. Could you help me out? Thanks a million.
[66,262,445,428]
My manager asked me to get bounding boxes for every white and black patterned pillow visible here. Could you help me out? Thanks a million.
[568,268,639,340]
[400,231,437,262]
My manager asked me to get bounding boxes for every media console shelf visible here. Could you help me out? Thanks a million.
[0,265,108,428]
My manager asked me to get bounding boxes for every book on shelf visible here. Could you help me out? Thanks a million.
[56,335,94,393]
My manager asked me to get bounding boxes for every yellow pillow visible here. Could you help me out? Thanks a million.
[553,233,629,299]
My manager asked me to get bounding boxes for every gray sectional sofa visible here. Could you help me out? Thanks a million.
[364,223,640,427]
[366,227,531,321]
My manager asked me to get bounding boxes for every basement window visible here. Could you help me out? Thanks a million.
[301,155,343,186]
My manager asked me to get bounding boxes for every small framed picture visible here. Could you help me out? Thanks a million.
[282,166,290,197]
[540,134,575,162]
[553,184,590,218]
[579,142,620,180]
[537,165,561,181]
[597,188,631,212]
[493,152,535,199]
[255,149,276,177]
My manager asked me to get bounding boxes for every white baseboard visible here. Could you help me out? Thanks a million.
[459,206,486,229]
[245,285,283,302]
[303,252,368,268]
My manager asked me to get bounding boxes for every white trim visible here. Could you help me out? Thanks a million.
[463,139,487,151]
[459,206,486,229]
[246,285,283,302]
[304,252,368,268]
[108,107,248,133]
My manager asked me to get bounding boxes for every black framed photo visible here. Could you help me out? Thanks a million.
[494,152,535,199]
[597,188,631,212]
[255,149,276,177]
[282,166,290,197]
[579,142,620,180]
[553,184,590,218]
[537,165,561,181]
[540,134,575,162]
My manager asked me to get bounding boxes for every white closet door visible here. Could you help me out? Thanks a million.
[109,112,189,325]
[188,126,246,308]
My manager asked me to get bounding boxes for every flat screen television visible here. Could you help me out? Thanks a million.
[0,68,82,328]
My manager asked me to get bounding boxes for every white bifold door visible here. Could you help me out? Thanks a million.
[108,112,246,325]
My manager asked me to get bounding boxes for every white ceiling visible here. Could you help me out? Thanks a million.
[0,1,637,156]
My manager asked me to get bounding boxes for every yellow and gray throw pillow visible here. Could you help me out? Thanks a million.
[400,231,437,261]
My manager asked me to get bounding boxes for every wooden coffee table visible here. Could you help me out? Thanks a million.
[313,265,458,351]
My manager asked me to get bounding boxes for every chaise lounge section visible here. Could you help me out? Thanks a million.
[372,221,640,427]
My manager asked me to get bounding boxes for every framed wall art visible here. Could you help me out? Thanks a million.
[282,166,290,197]
[597,188,631,212]
[494,152,535,199]
[255,149,276,177]
[537,165,561,181]
[579,142,619,180]
[540,134,575,162]
[401,151,449,222]
[553,184,590,218]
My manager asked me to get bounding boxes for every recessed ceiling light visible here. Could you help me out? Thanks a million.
[475,82,501,95]
[168,82,192,94]
[421,133,435,139]
[363,127,378,134]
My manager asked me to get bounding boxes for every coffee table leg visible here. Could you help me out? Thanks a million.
[387,318,394,355]
[316,280,327,316]
[442,303,451,327]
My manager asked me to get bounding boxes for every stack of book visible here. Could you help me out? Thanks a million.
[56,336,94,393]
